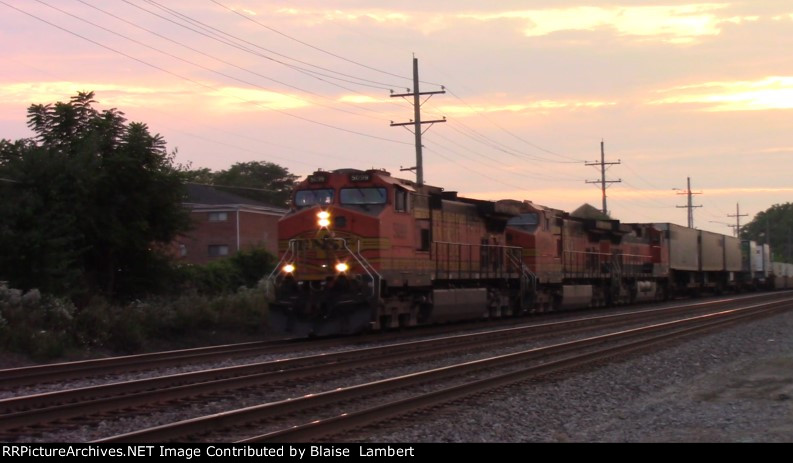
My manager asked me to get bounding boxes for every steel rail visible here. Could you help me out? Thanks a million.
[0,293,753,433]
[246,301,785,443]
[5,291,788,390]
[1,293,773,415]
[0,339,298,388]
[95,297,793,443]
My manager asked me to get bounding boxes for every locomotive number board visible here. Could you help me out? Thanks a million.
[350,173,371,182]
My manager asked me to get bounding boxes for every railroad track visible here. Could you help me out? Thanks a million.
[96,294,793,443]
[3,291,785,392]
[2,292,789,442]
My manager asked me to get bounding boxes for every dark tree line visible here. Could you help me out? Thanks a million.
[0,92,191,299]
[1,92,298,301]
[740,202,793,263]
[181,161,298,208]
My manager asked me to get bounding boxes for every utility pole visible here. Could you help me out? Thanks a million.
[675,177,702,228]
[390,56,446,186]
[727,202,747,237]
[585,140,621,215]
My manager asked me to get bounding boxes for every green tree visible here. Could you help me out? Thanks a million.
[213,161,297,207]
[0,92,190,299]
[0,140,83,294]
[180,166,215,184]
[740,202,793,263]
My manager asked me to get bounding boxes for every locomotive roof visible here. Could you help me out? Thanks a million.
[310,168,442,194]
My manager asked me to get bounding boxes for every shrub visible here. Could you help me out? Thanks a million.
[0,277,270,361]
[0,281,77,359]
[171,247,275,295]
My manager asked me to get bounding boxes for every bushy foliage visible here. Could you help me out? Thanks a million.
[0,282,77,359]
[0,280,270,360]
[0,92,191,300]
[181,161,297,207]
[740,202,793,262]
[173,247,276,295]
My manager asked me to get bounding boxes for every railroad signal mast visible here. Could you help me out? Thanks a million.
[390,56,446,186]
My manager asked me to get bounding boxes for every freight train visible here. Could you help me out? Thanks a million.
[266,168,793,336]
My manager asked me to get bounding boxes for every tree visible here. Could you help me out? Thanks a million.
[0,92,191,299]
[180,166,215,184]
[212,161,297,207]
[0,140,83,294]
[740,202,793,263]
[180,161,297,208]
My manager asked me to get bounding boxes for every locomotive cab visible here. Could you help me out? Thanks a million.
[268,169,440,336]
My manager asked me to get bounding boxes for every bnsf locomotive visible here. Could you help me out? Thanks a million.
[267,168,791,336]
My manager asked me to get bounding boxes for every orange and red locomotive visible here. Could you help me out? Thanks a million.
[267,168,678,336]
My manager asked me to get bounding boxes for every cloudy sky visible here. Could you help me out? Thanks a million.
[2,1,792,234]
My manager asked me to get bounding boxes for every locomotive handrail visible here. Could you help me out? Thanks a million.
[266,239,300,283]
[432,241,523,280]
[561,249,654,278]
[339,237,382,302]
[506,250,537,310]
[268,237,381,302]
[563,250,652,258]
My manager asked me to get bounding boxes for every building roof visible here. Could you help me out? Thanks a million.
[571,203,612,220]
[183,183,287,213]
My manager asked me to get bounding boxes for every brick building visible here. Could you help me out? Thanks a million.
[176,183,287,264]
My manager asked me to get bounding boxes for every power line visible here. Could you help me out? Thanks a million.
[436,113,581,165]
[423,145,535,193]
[425,132,579,183]
[426,132,581,182]
[65,0,393,122]
[208,0,432,87]
[1,1,411,147]
[443,87,585,163]
[82,1,391,97]
[620,180,678,209]
[130,0,404,92]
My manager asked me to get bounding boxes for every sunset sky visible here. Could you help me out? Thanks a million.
[2,1,792,234]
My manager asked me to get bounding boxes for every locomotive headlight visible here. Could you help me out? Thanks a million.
[317,210,331,228]
[335,262,349,273]
[282,263,296,274]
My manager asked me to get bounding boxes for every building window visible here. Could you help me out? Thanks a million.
[208,212,228,222]
[208,245,229,257]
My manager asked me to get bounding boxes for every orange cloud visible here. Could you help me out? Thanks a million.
[0,81,311,115]
[458,4,739,44]
[651,76,793,111]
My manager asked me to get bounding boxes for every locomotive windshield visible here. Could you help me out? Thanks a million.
[295,189,334,208]
[340,187,387,205]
